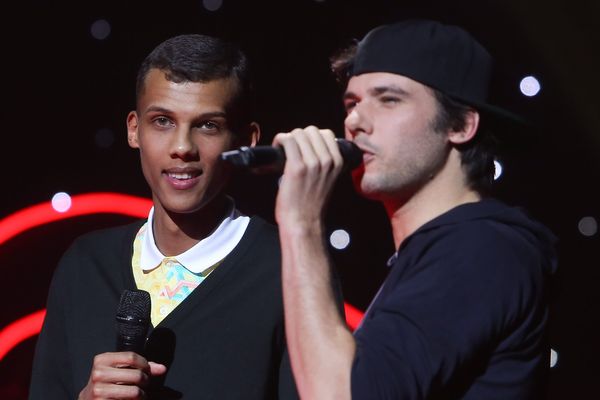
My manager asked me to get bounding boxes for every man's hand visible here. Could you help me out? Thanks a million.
[78,352,167,400]
[273,126,344,229]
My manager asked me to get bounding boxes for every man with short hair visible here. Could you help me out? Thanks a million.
[274,19,557,399]
[30,34,298,400]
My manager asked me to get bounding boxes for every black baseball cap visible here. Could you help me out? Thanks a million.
[351,19,527,125]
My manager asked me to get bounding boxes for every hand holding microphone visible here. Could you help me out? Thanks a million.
[221,135,362,173]
[115,289,151,354]
[78,290,166,400]
[245,127,357,227]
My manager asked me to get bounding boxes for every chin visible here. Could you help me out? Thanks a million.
[352,171,373,195]
[156,195,207,215]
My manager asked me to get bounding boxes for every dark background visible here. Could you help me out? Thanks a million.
[0,0,598,398]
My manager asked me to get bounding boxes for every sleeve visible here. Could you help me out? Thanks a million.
[29,241,82,399]
[350,225,543,399]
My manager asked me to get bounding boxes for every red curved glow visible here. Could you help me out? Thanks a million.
[0,192,363,362]
[0,192,152,245]
[0,310,46,360]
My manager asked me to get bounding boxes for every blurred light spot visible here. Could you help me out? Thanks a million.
[519,76,541,97]
[578,216,598,237]
[90,19,111,40]
[330,229,350,250]
[95,128,115,149]
[51,192,72,213]
[493,160,503,181]
[550,348,558,368]
[203,0,223,11]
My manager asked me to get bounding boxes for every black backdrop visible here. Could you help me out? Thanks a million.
[1,0,598,398]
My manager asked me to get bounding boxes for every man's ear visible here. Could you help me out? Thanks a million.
[236,121,260,147]
[126,111,140,149]
[448,110,480,145]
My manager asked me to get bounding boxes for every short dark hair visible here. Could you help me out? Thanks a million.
[330,40,359,87]
[431,91,497,195]
[330,42,497,195]
[136,34,254,125]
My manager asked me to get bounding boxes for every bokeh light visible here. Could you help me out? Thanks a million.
[578,216,598,237]
[51,192,72,213]
[330,229,350,250]
[519,75,541,97]
[90,19,111,40]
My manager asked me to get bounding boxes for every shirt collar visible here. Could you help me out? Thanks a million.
[140,200,250,274]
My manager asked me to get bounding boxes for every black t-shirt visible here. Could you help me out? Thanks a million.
[352,199,557,399]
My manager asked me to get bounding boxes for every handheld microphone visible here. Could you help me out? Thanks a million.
[221,138,363,172]
[115,289,151,355]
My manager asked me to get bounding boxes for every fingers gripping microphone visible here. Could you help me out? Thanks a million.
[221,138,363,172]
[116,289,151,355]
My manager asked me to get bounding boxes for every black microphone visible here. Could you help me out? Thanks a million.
[115,289,151,355]
[221,138,363,172]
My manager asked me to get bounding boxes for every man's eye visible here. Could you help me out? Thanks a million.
[344,101,357,112]
[197,121,220,131]
[153,117,173,127]
[380,96,400,104]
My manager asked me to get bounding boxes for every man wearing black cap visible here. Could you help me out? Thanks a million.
[273,19,557,399]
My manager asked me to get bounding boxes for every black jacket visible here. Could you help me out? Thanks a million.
[30,216,298,399]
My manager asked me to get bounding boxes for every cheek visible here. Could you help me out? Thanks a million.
[138,144,161,167]
[199,135,236,158]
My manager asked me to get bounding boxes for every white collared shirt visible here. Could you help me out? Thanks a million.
[140,202,250,274]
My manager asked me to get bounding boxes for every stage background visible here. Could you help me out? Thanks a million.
[0,0,598,398]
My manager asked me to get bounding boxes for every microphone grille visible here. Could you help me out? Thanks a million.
[116,289,151,339]
[336,139,363,170]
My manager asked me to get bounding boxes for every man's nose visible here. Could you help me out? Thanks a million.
[170,129,198,160]
[344,106,370,137]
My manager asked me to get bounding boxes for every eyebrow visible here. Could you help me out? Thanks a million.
[144,106,171,114]
[143,106,228,120]
[343,85,410,100]
[369,85,410,97]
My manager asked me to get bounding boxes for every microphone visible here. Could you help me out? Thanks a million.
[115,289,151,355]
[221,138,363,172]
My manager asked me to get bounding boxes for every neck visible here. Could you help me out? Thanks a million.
[383,151,481,249]
[151,195,231,256]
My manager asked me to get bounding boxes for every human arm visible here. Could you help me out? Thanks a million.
[274,126,356,399]
[29,254,76,399]
[29,234,166,400]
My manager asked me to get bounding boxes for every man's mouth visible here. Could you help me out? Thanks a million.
[166,172,198,180]
[163,168,202,189]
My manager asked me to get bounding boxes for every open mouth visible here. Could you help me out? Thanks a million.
[166,171,201,180]
[163,168,203,189]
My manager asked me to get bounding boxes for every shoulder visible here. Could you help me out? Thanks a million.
[411,200,553,273]
[450,215,548,269]
[48,220,144,296]
[417,218,539,278]
[244,215,279,248]
[56,220,144,272]
[69,220,145,252]
[400,206,553,304]
[226,215,280,271]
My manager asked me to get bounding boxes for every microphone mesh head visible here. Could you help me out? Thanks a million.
[336,139,363,170]
[116,289,151,351]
